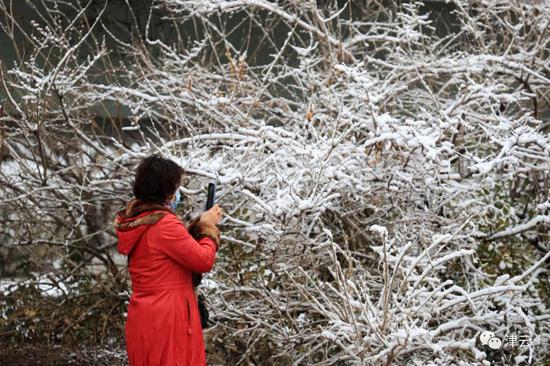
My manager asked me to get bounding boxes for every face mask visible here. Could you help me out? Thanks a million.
[170,189,181,210]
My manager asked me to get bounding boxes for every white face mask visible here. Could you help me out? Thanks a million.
[170,189,181,210]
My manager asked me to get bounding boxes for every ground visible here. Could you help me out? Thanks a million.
[0,343,128,366]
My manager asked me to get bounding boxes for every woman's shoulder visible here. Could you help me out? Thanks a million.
[147,212,185,246]
[154,211,187,228]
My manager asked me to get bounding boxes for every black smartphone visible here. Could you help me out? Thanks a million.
[205,183,216,210]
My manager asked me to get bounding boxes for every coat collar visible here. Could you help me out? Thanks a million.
[114,198,175,231]
[114,198,176,255]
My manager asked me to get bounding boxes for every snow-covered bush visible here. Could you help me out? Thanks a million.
[0,0,548,364]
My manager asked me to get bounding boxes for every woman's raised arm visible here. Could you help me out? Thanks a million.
[157,214,219,273]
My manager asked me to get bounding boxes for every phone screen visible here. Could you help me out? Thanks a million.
[206,183,216,210]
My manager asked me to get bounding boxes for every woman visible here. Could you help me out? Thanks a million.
[113,154,222,366]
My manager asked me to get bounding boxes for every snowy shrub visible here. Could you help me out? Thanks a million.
[0,0,548,364]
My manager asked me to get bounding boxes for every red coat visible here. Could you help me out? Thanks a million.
[115,207,218,366]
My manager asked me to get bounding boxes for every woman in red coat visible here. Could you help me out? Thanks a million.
[114,154,222,366]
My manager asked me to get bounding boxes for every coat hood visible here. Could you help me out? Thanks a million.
[114,198,175,256]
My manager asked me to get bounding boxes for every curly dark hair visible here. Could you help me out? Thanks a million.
[133,154,184,205]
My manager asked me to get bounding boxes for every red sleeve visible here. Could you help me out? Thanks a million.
[156,214,218,273]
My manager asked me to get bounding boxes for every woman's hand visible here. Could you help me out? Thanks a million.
[200,204,223,226]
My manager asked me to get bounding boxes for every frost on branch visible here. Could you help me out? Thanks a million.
[0,0,549,364]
